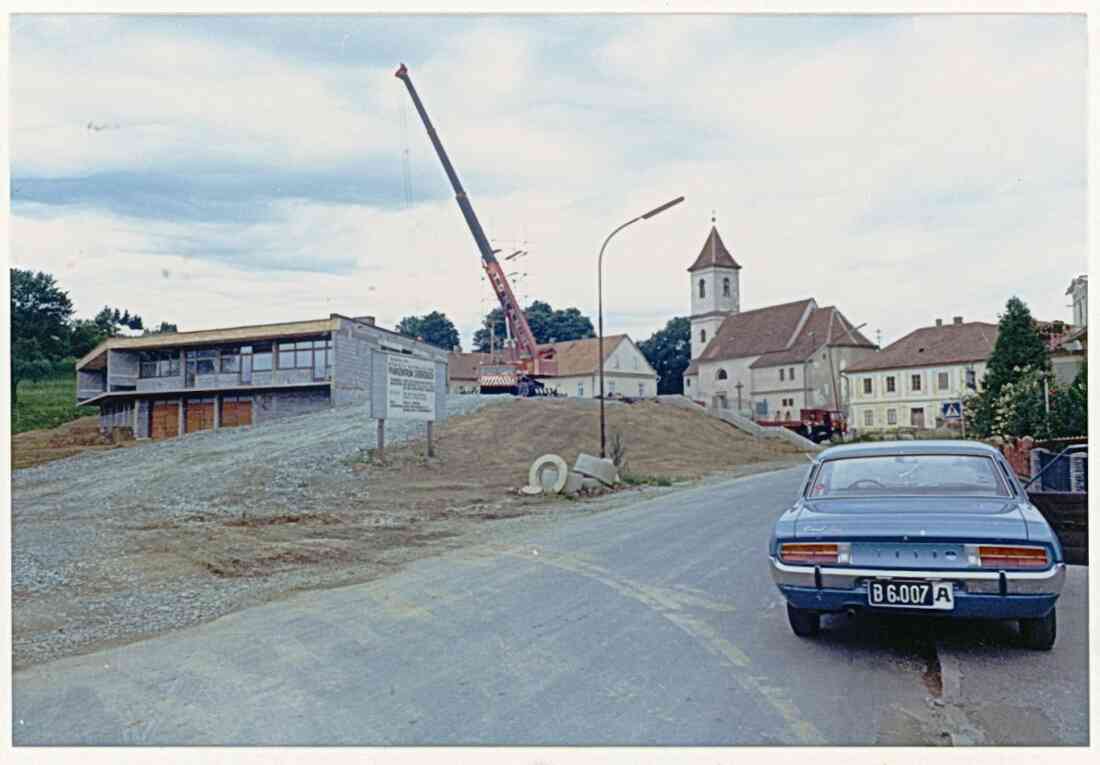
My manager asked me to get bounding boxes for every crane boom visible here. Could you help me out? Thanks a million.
[395,63,551,374]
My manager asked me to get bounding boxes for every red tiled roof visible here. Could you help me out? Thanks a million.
[695,298,815,362]
[845,322,998,373]
[447,351,491,381]
[534,335,628,377]
[687,226,741,272]
[750,306,875,368]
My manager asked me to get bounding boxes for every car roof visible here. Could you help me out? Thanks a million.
[817,440,1002,461]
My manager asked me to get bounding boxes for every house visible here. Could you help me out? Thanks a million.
[1050,275,1087,387]
[77,314,448,439]
[681,225,876,419]
[844,317,997,432]
[538,335,658,399]
[447,351,485,394]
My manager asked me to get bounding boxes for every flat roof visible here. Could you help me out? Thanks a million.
[77,318,341,371]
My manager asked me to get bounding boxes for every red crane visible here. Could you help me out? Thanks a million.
[395,64,556,385]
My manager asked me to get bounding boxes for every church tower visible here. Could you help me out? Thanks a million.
[688,225,741,359]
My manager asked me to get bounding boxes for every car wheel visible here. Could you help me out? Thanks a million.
[787,603,820,637]
[1020,608,1057,651]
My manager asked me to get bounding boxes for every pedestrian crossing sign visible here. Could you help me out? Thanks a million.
[942,401,963,420]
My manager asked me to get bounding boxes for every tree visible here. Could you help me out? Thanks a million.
[1049,362,1087,438]
[397,311,461,351]
[93,305,144,336]
[143,321,179,336]
[472,300,595,352]
[989,366,1050,440]
[638,317,691,394]
[10,268,74,407]
[969,296,1051,437]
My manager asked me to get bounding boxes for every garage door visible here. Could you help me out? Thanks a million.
[185,400,215,434]
[150,402,179,440]
[221,398,253,428]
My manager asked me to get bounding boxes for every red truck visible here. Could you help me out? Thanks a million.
[757,409,847,444]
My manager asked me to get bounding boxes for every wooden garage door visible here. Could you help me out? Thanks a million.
[185,400,215,434]
[150,402,179,440]
[221,399,253,428]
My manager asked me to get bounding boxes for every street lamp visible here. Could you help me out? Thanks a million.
[597,195,685,457]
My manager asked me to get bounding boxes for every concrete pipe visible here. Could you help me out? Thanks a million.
[528,454,570,494]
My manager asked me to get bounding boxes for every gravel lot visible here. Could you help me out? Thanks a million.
[12,394,801,668]
[12,395,505,666]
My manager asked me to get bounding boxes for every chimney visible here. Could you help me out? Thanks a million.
[935,318,943,327]
[953,316,963,325]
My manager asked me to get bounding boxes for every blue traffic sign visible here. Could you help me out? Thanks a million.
[942,401,963,419]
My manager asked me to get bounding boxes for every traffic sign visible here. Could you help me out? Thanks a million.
[942,401,963,420]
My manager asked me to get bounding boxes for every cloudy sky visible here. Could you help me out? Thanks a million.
[9,13,1087,350]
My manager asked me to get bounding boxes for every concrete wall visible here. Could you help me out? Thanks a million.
[330,316,448,407]
[107,350,139,391]
[77,370,106,402]
[253,389,332,424]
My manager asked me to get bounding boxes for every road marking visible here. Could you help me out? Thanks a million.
[506,549,825,744]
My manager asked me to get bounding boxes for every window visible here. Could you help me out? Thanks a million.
[686,378,691,388]
[717,369,728,381]
[780,369,785,381]
[276,337,332,370]
[578,383,584,397]
[220,347,240,373]
[638,383,645,396]
[911,374,922,392]
[864,409,874,426]
[185,349,218,375]
[608,381,616,395]
[722,277,730,297]
[911,407,926,427]
[699,279,706,299]
[862,378,873,395]
[700,329,707,343]
[809,455,1009,498]
[789,367,795,380]
[887,408,897,425]
[938,372,949,390]
[886,376,896,393]
[139,351,180,378]
[249,343,274,372]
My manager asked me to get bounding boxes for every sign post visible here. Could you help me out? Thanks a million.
[370,350,447,458]
[942,400,964,437]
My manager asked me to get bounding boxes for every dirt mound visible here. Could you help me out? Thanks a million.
[11,416,137,470]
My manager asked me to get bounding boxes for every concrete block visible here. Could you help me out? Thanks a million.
[579,477,604,492]
[562,471,585,496]
[573,453,619,486]
[528,454,569,494]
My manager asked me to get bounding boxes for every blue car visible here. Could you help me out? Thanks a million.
[769,440,1065,649]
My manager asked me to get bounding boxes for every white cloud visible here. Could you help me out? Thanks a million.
[9,14,1087,353]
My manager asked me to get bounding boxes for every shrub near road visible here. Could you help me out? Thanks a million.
[11,395,802,667]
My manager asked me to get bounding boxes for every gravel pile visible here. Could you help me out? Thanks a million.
[12,395,504,666]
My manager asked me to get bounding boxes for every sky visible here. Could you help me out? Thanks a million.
[8,13,1088,351]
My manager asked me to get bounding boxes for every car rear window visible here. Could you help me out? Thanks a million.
[808,454,1011,497]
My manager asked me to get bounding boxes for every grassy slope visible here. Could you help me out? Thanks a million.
[11,374,97,435]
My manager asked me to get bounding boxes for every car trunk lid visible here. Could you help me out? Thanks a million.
[794,496,1028,543]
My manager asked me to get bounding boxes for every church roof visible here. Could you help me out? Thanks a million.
[749,306,875,368]
[695,298,816,363]
[687,226,741,272]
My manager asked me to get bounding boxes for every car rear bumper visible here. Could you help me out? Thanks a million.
[770,557,1064,619]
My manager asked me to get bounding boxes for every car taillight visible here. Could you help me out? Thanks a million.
[779,542,851,565]
[969,545,1049,569]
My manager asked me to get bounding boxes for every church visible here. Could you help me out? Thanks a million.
[682,225,877,421]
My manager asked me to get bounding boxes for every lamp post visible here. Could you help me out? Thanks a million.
[597,195,685,457]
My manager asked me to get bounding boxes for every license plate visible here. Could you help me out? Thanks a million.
[868,579,954,610]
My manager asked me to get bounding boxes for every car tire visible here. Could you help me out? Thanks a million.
[1020,608,1057,651]
[787,603,820,637]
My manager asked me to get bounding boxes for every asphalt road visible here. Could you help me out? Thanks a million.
[13,467,1089,745]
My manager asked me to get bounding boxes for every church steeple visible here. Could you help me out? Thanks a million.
[688,220,741,359]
